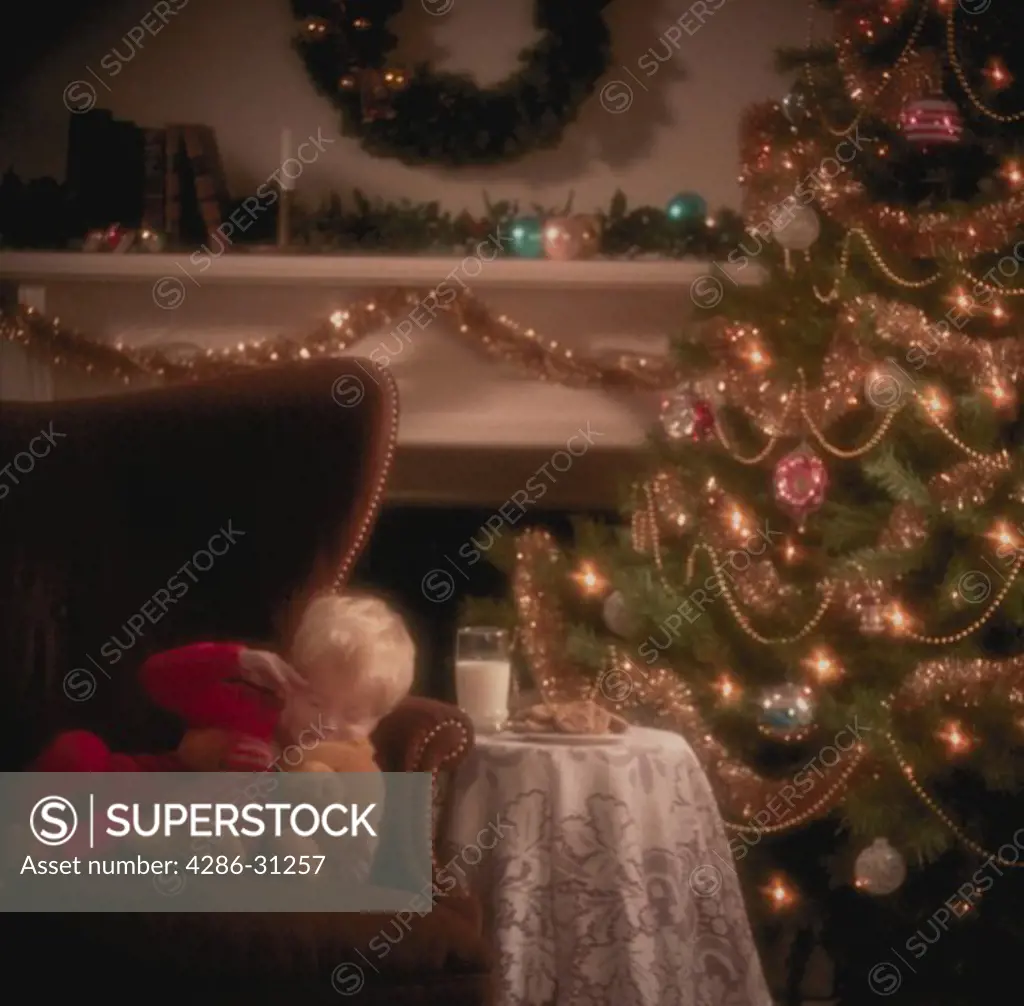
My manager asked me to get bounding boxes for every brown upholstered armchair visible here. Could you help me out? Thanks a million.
[0,360,492,1005]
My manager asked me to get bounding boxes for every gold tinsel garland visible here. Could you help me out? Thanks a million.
[0,295,684,391]
[4,285,1019,440]
[702,295,1022,451]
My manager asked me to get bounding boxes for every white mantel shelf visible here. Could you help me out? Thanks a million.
[0,251,762,290]
[0,249,764,472]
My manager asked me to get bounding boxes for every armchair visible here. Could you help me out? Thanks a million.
[0,359,492,1005]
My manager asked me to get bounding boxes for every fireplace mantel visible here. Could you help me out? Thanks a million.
[0,252,763,505]
[0,251,756,290]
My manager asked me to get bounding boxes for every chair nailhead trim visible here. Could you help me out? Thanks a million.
[410,718,471,877]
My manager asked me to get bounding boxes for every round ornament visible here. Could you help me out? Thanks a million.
[781,88,810,125]
[666,192,708,223]
[771,205,820,251]
[138,227,166,252]
[602,590,641,637]
[508,217,544,258]
[900,95,963,148]
[854,838,907,896]
[543,215,601,260]
[756,683,817,742]
[660,386,715,441]
[773,446,828,524]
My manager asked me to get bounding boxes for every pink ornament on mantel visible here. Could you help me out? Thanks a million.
[542,215,601,260]
[773,445,828,528]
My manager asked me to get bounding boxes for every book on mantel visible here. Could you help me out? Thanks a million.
[65,109,228,243]
[141,128,166,232]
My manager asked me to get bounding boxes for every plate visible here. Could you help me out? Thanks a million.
[505,731,627,745]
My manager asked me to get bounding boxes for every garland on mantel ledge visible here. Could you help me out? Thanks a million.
[0,291,683,389]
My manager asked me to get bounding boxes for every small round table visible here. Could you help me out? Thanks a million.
[441,726,772,1006]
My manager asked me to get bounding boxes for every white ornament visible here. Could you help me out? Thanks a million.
[603,590,640,637]
[771,206,820,251]
[854,838,907,895]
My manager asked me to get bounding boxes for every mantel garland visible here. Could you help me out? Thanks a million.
[2,290,1020,406]
[0,293,682,390]
[290,0,614,166]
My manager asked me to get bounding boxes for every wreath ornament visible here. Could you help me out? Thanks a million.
[291,0,614,166]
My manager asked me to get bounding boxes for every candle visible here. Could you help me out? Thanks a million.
[279,128,294,190]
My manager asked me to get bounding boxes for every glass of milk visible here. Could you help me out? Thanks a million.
[455,627,511,733]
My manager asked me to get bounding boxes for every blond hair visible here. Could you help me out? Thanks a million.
[289,592,414,724]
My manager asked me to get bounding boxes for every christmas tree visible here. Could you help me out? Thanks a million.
[481,2,1024,1001]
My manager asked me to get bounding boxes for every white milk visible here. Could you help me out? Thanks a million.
[455,659,511,731]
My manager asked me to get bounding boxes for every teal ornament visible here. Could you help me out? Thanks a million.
[509,217,544,258]
[666,192,707,223]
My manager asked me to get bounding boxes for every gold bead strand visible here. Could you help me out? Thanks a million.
[713,390,795,464]
[700,542,836,644]
[724,745,866,836]
[917,392,1016,463]
[806,0,929,139]
[886,732,1024,867]
[851,228,943,289]
[644,479,666,574]
[900,556,1022,645]
[813,233,853,303]
[946,10,1024,123]
[800,368,901,458]
[959,267,1024,298]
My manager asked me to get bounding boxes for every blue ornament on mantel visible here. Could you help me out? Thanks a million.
[508,217,544,258]
[666,192,707,223]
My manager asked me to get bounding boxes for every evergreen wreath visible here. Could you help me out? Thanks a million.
[290,0,614,167]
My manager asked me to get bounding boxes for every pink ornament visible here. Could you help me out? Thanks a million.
[543,215,601,260]
[900,95,963,147]
[773,446,828,524]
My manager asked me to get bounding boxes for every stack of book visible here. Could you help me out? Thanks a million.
[65,109,229,245]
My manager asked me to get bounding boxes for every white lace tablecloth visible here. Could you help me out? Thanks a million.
[441,726,772,1006]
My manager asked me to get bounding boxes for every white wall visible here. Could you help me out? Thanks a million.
[0,0,824,215]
